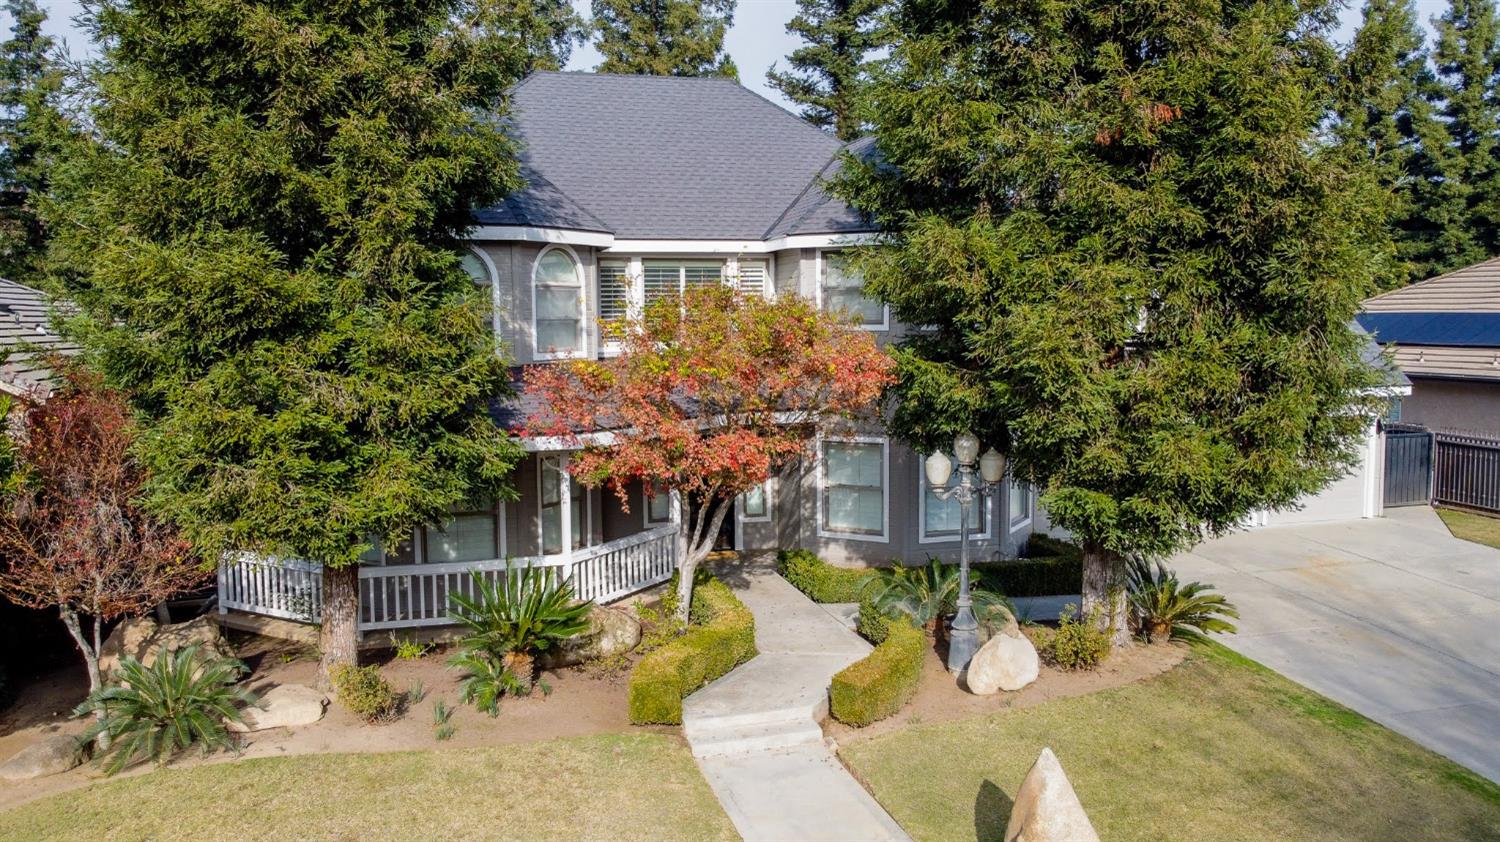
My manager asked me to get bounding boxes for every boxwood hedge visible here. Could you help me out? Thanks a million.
[829,620,926,727]
[627,577,756,725]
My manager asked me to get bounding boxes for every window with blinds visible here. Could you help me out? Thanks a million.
[642,260,726,305]
[735,259,768,298]
[820,439,886,538]
[599,261,629,324]
[533,248,584,357]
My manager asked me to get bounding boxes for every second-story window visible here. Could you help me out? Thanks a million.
[643,260,723,306]
[820,250,886,330]
[533,246,584,358]
[460,248,497,333]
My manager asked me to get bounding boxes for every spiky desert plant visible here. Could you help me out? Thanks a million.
[1126,557,1240,643]
[861,559,1014,635]
[447,564,592,685]
[73,644,255,775]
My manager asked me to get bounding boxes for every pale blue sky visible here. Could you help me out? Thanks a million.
[17,0,1453,115]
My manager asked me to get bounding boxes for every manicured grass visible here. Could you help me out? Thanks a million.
[843,643,1500,842]
[0,733,735,842]
[1437,506,1500,551]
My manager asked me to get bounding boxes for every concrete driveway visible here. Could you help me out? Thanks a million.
[1174,506,1500,782]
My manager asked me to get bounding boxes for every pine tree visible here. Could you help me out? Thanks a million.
[766,0,889,141]
[47,0,526,683]
[1335,0,1440,285]
[833,0,1393,645]
[1428,0,1500,269]
[591,0,738,78]
[0,0,67,285]
[486,0,589,72]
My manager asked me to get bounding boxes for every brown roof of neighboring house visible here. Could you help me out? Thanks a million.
[1363,257,1500,313]
[0,278,77,398]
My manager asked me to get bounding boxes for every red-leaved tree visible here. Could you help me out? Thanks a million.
[0,370,206,697]
[523,285,893,620]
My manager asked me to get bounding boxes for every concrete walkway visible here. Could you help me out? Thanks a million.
[1174,506,1500,782]
[683,564,911,842]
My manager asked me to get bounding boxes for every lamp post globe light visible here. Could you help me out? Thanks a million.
[924,434,1005,675]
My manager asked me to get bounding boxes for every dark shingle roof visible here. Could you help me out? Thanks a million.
[481,72,874,240]
[765,137,879,238]
[0,278,77,397]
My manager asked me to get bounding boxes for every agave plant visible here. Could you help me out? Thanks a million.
[1126,557,1240,643]
[448,564,593,680]
[73,644,256,775]
[862,559,1014,635]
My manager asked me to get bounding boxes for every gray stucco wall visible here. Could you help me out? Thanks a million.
[1399,377,1500,435]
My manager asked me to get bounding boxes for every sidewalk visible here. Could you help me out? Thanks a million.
[682,564,911,842]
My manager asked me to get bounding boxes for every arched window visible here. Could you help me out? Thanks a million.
[532,246,584,358]
[460,247,497,335]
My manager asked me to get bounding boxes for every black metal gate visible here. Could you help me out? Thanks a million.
[1384,425,1433,507]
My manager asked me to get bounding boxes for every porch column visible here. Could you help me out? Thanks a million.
[558,453,573,562]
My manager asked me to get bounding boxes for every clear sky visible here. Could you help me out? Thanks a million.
[16,0,1456,116]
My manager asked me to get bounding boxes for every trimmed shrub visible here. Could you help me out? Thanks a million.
[628,578,756,725]
[1042,605,1112,670]
[777,548,874,603]
[331,663,401,723]
[829,620,926,727]
[857,595,892,645]
[974,555,1082,598]
[1024,533,1082,561]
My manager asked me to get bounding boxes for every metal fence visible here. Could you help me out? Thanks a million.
[1432,430,1500,514]
[1383,425,1434,508]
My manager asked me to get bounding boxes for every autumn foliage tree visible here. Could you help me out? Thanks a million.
[0,371,205,699]
[523,285,891,621]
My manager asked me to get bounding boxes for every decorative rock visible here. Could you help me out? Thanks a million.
[539,605,642,668]
[99,615,232,678]
[0,734,83,781]
[965,628,1040,695]
[226,684,328,733]
[1004,747,1100,842]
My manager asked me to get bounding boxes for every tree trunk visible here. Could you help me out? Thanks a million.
[58,605,102,698]
[672,496,732,625]
[1081,545,1131,648]
[317,564,360,689]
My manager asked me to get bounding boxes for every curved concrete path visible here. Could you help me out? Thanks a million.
[684,564,911,842]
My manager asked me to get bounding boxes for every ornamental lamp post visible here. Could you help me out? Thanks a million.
[925,434,1006,675]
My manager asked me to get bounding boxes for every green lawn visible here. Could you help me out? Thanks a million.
[1438,507,1500,550]
[843,643,1500,842]
[0,733,735,842]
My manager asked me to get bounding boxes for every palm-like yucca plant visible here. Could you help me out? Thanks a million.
[862,559,1014,636]
[447,563,592,686]
[1126,557,1240,643]
[447,648,529,716]
[73,644,256,775]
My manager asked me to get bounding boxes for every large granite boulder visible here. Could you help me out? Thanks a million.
[966,627,1040,695]
[227,684,327,733]
[100,615,233,678]
[539,605,641,668]
[0,734,84,781]
[1004,747,1100,842]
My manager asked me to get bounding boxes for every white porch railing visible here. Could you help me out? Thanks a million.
[217,524,678,633]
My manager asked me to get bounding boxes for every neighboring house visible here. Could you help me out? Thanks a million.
[217,71,1410,630]
[1358,257,1500,435]
[0,277,77,400]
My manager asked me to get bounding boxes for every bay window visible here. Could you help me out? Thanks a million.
[819,250,885,330]
[919,461,990,543]
[1008,478,1032,529]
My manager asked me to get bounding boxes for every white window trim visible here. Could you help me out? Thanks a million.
[816,434,890,543]
[537,454,573,558]
[816,248,888,332]
[739,478,774,524]
[644,479,674,528]
[1008,477,1033,533]
[917,464,994,544]
[463,245,503,337]
[531,244,588,361]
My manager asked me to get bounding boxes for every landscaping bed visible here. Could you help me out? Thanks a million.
[841,642,1500,842]
[0,733,736,841]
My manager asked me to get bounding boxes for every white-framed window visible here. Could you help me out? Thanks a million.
[460,246,500,335]
[642,259,724,306]
[739,478,772,523]
[532,246,586,359]
[598,260,630,325]
[539,455,596,555]
[1008,477,1032,531]
[424,503,501,564]
[918,462,992,543]
[359,532,418,566]
[645,480,673,527]
[817,435,889,542]
[732,258,770,299]
[818,249,886,331]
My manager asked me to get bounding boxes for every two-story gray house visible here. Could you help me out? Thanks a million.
[219,72,1040,635]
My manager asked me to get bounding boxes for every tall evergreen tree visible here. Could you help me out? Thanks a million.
[486,0,589,72]
[0,0,66,285]
[834,0,1392,645]
[48,0,526,683]
[766,0,888,141]
[591,0,738,78]
[1428,0,1500,269]
[1335,0,1439,285]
